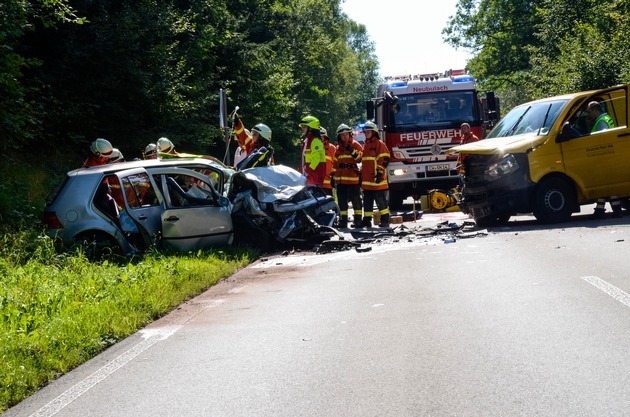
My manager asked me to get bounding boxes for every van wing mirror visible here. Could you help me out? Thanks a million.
[558,121,580,142]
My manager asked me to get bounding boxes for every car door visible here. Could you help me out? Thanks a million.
[115,169,164,247]
[150,168,233,252]
[560,87,630,199]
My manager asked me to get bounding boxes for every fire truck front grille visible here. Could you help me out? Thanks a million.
[404,143,460,158]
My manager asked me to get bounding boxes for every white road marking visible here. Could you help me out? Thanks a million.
[29,300,224,417]
[581,276,630,309]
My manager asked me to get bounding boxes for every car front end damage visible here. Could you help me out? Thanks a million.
[459,153,534,226]
[228,165,340,251]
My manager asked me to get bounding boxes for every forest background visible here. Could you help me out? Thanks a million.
[3,0,630,230]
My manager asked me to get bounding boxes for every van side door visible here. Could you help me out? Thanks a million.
[559,87,630,199]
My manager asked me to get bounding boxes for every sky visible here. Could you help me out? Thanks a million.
[340,0,471,77]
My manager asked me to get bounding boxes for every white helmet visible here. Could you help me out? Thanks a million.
[251,123,272,141]
[144,143,157,159]
[157,137,175,153]
[108,148,125,163]
[90,138,113,157]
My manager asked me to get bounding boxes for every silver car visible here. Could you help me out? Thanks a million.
[44,158,235,256]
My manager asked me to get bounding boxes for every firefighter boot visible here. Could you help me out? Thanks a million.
[361,217,372,228]
[379,214,390,228]
[352,217,363,228]
[338,215,348,228]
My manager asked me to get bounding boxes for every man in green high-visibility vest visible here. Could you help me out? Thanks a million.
[586,101,615,132]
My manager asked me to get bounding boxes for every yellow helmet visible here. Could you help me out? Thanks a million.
[299,115,321,130]
[362,121,379,133]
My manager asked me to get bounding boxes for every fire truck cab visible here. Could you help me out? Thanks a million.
[367,69,498,208]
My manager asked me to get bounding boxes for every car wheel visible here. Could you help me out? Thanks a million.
[73,231,123,259]
[532,178,575,224]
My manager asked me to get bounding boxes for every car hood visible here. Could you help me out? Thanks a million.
[230,165,307,203]
[448,134,549,156]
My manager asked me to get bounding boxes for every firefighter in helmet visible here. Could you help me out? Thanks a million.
[233,115,274,168]
[360,121,391,228]
[144,143,158,159]
[299,115,326,186]
[108,148,125,164]
[331,123,363,228]
[236,123,275,169]
[320,128,336,196]
[82,138,114,168]
[157,137,178,156]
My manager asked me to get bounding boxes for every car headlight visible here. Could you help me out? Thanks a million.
[484,154,519,181]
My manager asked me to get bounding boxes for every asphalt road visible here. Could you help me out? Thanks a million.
[7,207,630,416]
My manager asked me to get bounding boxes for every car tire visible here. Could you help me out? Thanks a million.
[532,177,575,224]
[73,231,123,259]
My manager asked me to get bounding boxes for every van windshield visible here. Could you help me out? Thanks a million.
[487,100,568,138]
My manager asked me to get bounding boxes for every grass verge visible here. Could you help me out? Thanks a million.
[0,229,255,413]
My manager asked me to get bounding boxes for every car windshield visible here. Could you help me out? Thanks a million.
[487,99,568,138]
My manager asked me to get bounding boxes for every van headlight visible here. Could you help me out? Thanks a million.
[484,154,519,181]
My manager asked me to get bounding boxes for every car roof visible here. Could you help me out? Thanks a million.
[68,157,230,177]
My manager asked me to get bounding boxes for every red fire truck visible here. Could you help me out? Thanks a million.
[367,69,499,208]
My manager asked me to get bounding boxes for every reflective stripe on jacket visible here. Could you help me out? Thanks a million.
[360,137,390,191]
[332,139,363,185]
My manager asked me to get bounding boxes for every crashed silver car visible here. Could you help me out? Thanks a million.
[44,159,339,255]
[44,158,235,256]
[228,165,339,251]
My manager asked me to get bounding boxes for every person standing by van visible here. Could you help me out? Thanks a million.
[586,101,620,218]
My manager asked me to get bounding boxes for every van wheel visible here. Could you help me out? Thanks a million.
[532,178,574,224]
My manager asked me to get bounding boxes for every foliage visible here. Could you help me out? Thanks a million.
[444,0,630,111]
[0,231,253,412]
[1,0,379,172]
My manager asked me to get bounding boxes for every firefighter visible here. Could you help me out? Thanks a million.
[157,137,178,156]
[82,138,113,168]
[144,143,157,159]
[233,122,274,169]
[320,128,336,196]
[107,148,125,164]
[457,122,480,167]
[360,121,391,228]
[299,115,326,186]
[331,123,363,228]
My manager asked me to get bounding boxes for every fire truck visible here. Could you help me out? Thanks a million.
[367,69,499,208]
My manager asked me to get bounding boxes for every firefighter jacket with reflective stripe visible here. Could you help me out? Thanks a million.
[360,136,390,191]
[322,141,336,189]
[234,117,255,156]
[332,139,363,185]
[300,133,326,186]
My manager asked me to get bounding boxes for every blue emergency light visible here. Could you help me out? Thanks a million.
[452,75,474,83]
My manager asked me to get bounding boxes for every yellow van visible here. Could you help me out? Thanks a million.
[449,84,630,226]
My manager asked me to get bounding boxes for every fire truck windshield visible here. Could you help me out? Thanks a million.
[390,91,477,130]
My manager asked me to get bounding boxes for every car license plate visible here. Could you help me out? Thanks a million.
[427,164,450,172]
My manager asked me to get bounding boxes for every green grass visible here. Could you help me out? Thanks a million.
[0,230,255,413]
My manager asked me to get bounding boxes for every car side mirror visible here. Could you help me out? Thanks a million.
[218,196,229,207]
[557,121,579,142]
